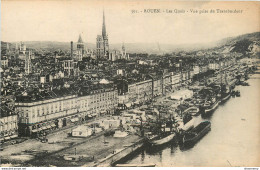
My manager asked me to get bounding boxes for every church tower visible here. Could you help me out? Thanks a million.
[96,10,109,59]
[20,42,26,55]
[77,34,84,61]
[6,43,10,56]
[25,50,32,74]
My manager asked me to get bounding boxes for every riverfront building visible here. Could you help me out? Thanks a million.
[15,85,118,137]
[128,79,153,105]
[0,106,18,142]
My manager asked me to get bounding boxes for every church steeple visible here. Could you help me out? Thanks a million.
[97,9,109,59]
[77,34,84,61]
[102,9,107,38]
[78,34,83,43]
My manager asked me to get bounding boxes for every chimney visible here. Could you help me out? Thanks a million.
[71,41,73,58]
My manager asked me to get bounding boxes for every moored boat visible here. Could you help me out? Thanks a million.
[235,90,240,97]
[241,81,249,86]
[220,84,231,103]
[146,107,176,146]
[201,98,219,117]
[206,100,219,113]
[184,106,200,116]
[147,133,175,146]
[182,121,211,147]
[221,92,230,103]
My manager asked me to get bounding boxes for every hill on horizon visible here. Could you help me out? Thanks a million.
[2,32,259,54]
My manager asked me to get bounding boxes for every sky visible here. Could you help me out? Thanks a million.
[1,0,259,44]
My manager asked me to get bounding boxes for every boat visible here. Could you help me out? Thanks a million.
[231,90,236,97]
[182,121,211,147]
[184,106,200,116]
[113,130,128,138]
[221,92,230,102]
[219,67,231,103]
[201,97,219,116]
[147,133,175,146]
[205,99,219,113]
[220,84,231,103]
[146,113,176,146]
[235,90,240,97]
[241,81,249,86]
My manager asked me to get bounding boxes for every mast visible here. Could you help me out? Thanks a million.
[170,114,173,132]
[220,59,222,85]
[157,109,161,135]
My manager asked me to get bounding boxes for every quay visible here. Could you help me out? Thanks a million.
[91,138,144,167]
[25,133,143,167]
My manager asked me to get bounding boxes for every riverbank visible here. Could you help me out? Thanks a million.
[123,74,260,167]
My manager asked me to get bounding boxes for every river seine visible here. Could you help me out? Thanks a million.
[124,74,260,167]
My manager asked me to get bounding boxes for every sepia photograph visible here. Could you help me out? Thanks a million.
[1,0,260,168]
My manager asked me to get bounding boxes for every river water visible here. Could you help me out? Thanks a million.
[124,74,260,167]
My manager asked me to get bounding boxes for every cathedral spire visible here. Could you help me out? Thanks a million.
[78,34,83,43]
[102,9,107,38]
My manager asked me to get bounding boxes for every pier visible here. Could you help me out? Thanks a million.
[91,138,144,167]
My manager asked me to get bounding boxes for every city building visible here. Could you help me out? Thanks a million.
[208,62,220,70]
[162,72,172,95]
[78,86,118,117]
[62,60,79,77]
[171,73,182,90]
[15,94,79,137]
[152,77,163,97]
[109,43,130,61]
[1,56,8,68]
[85,49,96,59]
[0,106,18,142]
[15,84,118,137]
[128,79,153,105]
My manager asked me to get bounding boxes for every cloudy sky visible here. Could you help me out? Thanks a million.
[1,0,259,44]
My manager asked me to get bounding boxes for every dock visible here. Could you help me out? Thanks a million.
[88,138,144,167]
